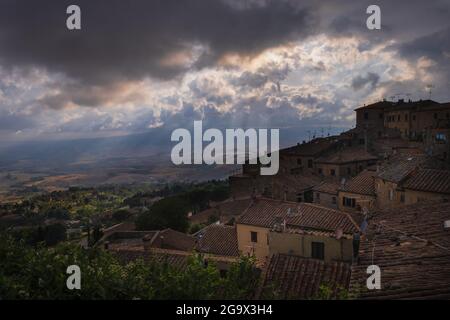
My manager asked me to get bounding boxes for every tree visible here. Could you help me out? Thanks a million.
[44,223,67,246]
[135,197,189,232]
[92,225,103,245]
[112,209,131,222]
[0,235,266,300]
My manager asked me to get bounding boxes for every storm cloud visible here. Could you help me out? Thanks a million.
[1,0,450,142]
[351,72,380,91]
[0,0,317,85]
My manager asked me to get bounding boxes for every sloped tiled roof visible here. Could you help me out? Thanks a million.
[215,198,253,216]
[315,147,377,164]
[113,249,189,270]
[145,228,196,251]
[339,170,376,196]
[237,198,358,234]
[189,198,253,225]
[401,169,450,195]
[349,202,450,299]
[189,207,219,225]
[354,100,395,111]
[195,224,239,257]
[259,254,352,299]
[376,155,429,183]
[113,247,238,270]
[313,181,340,195]
[281,138,336,156]
[272,174,322,192]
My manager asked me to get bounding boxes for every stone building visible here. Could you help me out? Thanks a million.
[315,147,378,179]
[312,181,340,209]
[337,169,377,214]
[235,197,359,263]
[400,168,450,204]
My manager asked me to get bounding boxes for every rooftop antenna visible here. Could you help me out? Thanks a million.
[426,84,434,100]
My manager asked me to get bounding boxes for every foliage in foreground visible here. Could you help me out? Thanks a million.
[0,235,260,300]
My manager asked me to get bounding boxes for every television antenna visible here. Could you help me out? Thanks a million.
[426,84,434,99]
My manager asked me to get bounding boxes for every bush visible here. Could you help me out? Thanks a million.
[0,235,263,300]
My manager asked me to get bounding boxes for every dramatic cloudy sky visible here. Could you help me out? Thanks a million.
[1,0,450,143]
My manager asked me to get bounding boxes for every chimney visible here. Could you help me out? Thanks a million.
[273,215,283,232]
[445,220,450,229]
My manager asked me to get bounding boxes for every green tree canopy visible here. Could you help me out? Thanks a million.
[135,197,189,232]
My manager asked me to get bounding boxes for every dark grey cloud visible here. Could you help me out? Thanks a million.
[0,0,316,86]
[351,72,380,91]
[397,27,450,62]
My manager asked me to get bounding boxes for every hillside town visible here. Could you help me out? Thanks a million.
[83,99,450,299]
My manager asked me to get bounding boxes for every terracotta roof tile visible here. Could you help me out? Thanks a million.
[313,181,340,195]
[237,198,358,234]
[260,254,352,299]
[147,228,196,251]
[316,147,377,164]
[339,170,376,196]
[190,198,253,224]
[272,174,322,191]
[281,138,336,156]
[195,224,239,257]
[112,249,189,270]
[401,169,450,194]
[376,154,430,183]
[349,202,450,299]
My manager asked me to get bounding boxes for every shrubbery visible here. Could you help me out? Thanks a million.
[0,235,261,300]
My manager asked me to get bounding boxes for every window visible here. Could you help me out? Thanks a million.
[332,197,337,204]
[412,115,416,121]
[250,231,258,243]
[398,115,401,121]
[316,193,320,203]
[297,158,302,166]
[379,113,383,119]
[389,189,394,201]
[318,168,323,175]
[359,138,365,145]
[330,169,336,176]
[434,113,438,120]
[436,133,447,142]
[343,197,356,208]
[364,112,369,120]
[297,196,303,203]
[400,193,405,203]
[308,159,313,168]
[405,114,408,121]
[311,242,325,260]
[347,168,351,175]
